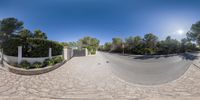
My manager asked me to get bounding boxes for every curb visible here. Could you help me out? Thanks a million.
[3,60,66,75]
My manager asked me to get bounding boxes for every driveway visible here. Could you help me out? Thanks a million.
[0,52,200,99]
[101,52,197,85]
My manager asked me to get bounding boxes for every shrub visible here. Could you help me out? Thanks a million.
[2,38,22,56]
[91,50,96,55]
[43,59,54,66]
[52,56,64,64]
[32,62,43,68]
[19,60,31,69]
[2,38,63,57]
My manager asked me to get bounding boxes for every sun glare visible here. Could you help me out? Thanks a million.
[177,29,184,35]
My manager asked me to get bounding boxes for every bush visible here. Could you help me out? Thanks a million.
[32,62,43,68]
[52,56,64,64]
[19,60,31,69]
[2,38,63,57]
[91,50,96,55]
[2,38,22,56]
[43,59,54,66]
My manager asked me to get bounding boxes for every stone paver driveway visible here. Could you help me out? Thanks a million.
[1,52,200,99]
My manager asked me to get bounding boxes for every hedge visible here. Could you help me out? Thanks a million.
[2,38,63,57]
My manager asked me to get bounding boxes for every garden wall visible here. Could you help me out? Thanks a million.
[3,54,62,64]
[2,47,87,65]
[63,48,73,60]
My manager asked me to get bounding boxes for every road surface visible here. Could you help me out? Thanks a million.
[101,52,198,85]
[1,52,200,99]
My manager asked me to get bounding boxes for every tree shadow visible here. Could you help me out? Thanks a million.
[133,55,162,60]
[180,53,199,61]
[133,53,199,61]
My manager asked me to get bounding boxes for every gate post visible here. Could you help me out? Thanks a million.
[0,49,3,64]
[63,48,68,60]
[85,48,88,56]
[49,48,52,59]
[18,46,22,64]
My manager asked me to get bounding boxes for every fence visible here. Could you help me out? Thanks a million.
[73,48,88,57]
[1,46,88,65]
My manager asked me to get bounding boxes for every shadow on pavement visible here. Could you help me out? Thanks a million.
[133,53,199,61]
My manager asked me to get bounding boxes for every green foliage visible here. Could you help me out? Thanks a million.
[78,36,100,54]
[52,56,64,64]
[43,56,63,66]
[19,60,31,69]
[2,38,63,57]
[60,42,68,47]
[43,59,54,66]
[0,17,23,37]
[111,38,123,52]
[104,42,112,51]
[2,38,22,56]
[156,36,181,54]
[143,33,158,54]
[32,62,43,68]
[101,33,199,55]
[18,29,33,39]
[125,36,143,54]
[98,45,104,51]
[33,30,47,39]
[16,56,64,69]
[68,42,78,48]
[0,17,23,47]
[187,21,200,45]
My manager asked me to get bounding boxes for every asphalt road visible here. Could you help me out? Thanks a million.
[100,52,199,85]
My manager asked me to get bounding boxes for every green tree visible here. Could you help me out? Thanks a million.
[181,38,197,52]
[111,38,123,52]
[18,29,33,39]
[78,36,100,54]
[143,33,158,54]
[17,29,33,57]
[125,36,135,52]
[0,17,23,47]
[60,42,68,47]
[187,21,200,45]
[33,30,47,39]
[125,36,143,54]
[104,42,112,51]
[68,42,78,48]
[0,17,23,37]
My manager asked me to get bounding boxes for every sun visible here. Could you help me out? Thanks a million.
[177,29,184,35]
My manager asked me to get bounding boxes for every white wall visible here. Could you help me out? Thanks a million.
[63,48,73,60]
[3,54,62,64]
[3,48,75,64]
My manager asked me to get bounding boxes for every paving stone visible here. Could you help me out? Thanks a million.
[0,52,200,99]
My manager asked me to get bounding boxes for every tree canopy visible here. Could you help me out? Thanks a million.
[0,17,23,34]
[187,21,200,45]
[33,30,47,39]
[18,29,33,39]
[0,17,24,46]
[100,33,199,55]
[78,36,100,54]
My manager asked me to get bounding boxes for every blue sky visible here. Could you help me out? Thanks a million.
[0,0,200,44]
